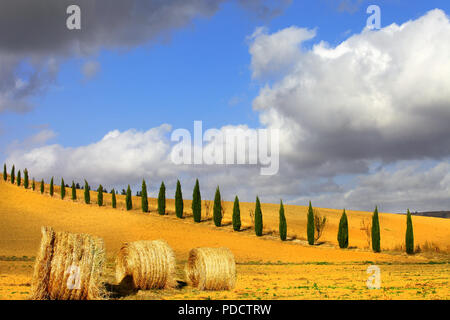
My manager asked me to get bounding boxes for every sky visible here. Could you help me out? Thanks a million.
[1,0,450,213]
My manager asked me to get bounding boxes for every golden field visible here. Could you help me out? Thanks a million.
[0,178,449,299]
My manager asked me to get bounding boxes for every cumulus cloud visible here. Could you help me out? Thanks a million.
[252,9,450,174]
[249,26,316,79]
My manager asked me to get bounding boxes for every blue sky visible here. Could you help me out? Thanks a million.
[3,0,449,150]
[2,0,450,212]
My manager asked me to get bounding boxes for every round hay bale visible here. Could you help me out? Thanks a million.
[115,240,176,289]
[30,226,106,300]
[185,247,236,290]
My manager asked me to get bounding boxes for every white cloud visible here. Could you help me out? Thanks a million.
[6,125,174,188]
[249,26,316,79]
[252,9,450,170]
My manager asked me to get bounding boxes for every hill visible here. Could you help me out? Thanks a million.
[1,178,449,263]
[411,211,450,219]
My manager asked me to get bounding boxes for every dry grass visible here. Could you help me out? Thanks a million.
[186,247,236,291]
[2,259,449,300]
[30,226,106,300]
[116,240,176,289]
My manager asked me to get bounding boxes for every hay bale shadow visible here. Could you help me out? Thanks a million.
[175,280,187,289]
[104,275,138,299]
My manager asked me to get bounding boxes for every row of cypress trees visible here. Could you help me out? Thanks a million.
[2,163,416,253]
[276,199,414,254]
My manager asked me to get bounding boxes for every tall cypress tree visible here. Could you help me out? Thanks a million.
[232,196,241,231]
[24,169,29,189]
[32,178,36,191]
[40,179,44,194]
[307,201,315,245]
[192,179,201,222]
[49,177,54,196]
[71,181,77,200]
[17,170,21,186]
[97,185,103,206]
[158,181,166,215]
[254,196,263,236]
[60,178,66,199]
[10,165,15,184]
[175,180,183,218]
[337,209,349,249]
[372,206,381,252]
[111,189,117,208]
[405,209,414,254]
[3,164,6,181]
[84,180,90,204]
[213,186,222,227]
[141,179,148,213]
[279,200,287,241]
[126,185,132,210]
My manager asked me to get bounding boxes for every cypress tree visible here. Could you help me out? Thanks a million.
[84,180,90,204]
[10,165,15,184]
[111,189,117,208]
[71,181,77,200]
[371,206,381,252]
[97,185,103,206]
[3,164,6,181]
[279,200,287,241]
[175,180,183,218]
[17,170,21,186]
[192,179,201,222]
[158,181,166,215]
[141,179,148,213]
[254,196,263,236]
[49,177,54,196]
[32,178,36,191]
[337,209,349,249]
[24,169,29,189]
[232,196,241,231]
[307,201,315,245]
[126,185,132,210]
[213,186,222,227]
[61,178,66,199]
[405,209,414,254]
[40,179,44,194]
